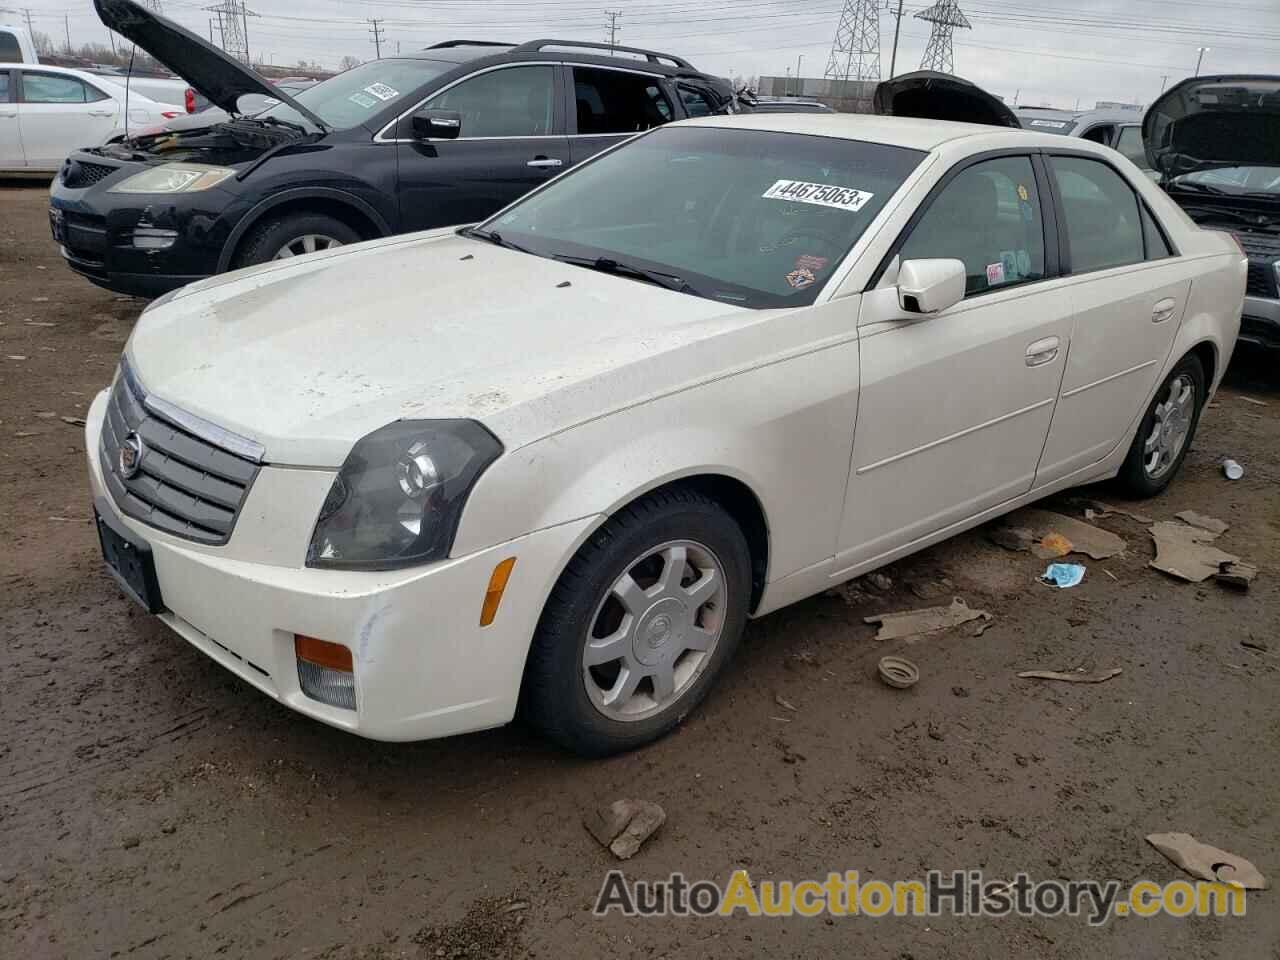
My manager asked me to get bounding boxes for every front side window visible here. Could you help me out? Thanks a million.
[573,67,672,135]
[1051,155,1143,273]
[1115,125,1148,169]
[678,84,713,118]
[900,156,1046,297]
[427,65,556,138]
[21,72,92,104]
[484,125,924,309]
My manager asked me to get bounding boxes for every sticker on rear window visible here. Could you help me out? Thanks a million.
[363,82,400,102]
[986,262,1006,285]
[762,180,874,212]
[348,92,377,109]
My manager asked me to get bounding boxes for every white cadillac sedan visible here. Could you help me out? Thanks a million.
[86,113,1244,755]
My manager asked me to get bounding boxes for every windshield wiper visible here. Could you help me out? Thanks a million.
[464,227,535,254]
[1170,179,1231,195]
[552,255,697,295]
[240,114,318,136]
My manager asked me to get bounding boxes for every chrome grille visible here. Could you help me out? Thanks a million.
[99,364,260,544]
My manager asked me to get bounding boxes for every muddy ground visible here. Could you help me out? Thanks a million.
[1,181,1278,959]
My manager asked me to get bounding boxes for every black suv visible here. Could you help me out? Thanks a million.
[49,0,736,297]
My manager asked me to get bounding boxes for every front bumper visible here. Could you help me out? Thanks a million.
[1240,294,1280,351]
[49,157,240,297]
[85,389,596,741]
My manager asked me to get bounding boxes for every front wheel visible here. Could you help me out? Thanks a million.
[233,213,361,268]
[522,488,752,757]
[1115,354,1205,497]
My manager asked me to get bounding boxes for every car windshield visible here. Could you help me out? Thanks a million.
[1173,166,1280,195]
[254,58,453,130]
[479,125,925,309]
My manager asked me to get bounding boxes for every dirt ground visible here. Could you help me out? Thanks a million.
[2,180,1278,960]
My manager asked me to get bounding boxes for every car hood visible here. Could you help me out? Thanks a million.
[1144,75,1280,178]
[94,0,327,128]
[126,231,760,467]
[873,70,1019,128]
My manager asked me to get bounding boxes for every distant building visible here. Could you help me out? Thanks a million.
[757,75,877,113]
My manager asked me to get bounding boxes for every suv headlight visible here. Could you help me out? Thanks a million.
[306,420,502,570]
[109,163,236,194]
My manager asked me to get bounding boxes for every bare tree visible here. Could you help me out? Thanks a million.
[32,30,55,55]
[338,55,362,71]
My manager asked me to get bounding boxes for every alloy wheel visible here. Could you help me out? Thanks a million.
[1143,372,1196,479]
[582,539,727,722]
[273,234,343,259]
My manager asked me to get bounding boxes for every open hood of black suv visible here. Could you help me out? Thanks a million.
[873,70,1019,128]
[94,0,328,129]
[1144,75,1280,178]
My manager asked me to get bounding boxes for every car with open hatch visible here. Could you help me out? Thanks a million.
[87,109,1244,756]
[47,0,736,297]
[1142,74,1280,353]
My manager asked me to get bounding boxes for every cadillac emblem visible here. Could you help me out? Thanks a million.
[119,432,145,479]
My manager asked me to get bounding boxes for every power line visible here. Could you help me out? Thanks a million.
[604,9,621,48]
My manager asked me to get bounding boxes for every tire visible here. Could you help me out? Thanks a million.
[522,488,752,757]
[1115,353,1206,498]
[232,213,361,268]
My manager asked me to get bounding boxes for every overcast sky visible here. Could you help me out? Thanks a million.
[9,0,1279,108]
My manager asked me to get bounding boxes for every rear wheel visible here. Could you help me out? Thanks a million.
[233,213,361,268]
[522,488,751,756]
[1115,354,1205,497]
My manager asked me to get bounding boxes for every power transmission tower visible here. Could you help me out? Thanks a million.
[205,1,257,63]
[824,0,881,82]
[139,0,164,12]
[915,0,970,74]
[368,18,384,59]
[604,10,621,49]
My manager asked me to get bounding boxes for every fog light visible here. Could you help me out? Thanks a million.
[295,634,356,710]
[132,226,179,251]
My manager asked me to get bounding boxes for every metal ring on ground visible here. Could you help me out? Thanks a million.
[878,655,920,689]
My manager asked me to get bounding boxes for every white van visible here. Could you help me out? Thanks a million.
[0,24,40,64]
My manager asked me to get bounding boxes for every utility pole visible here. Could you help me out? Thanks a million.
[1159,74,1168,94]
[63,13,71,54]
[887,0,905,79]
[1194,46,1209,76]
[604,10,621,50]
[368,18,384,59]
[795,53,804,93]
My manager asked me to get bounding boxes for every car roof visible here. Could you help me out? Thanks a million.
[401,39,718,80]
[684,111,1084,152]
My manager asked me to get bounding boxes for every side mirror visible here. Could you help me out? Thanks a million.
[897,258,966,315]
[411,109,462,140]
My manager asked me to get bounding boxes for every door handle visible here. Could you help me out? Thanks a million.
[0,113,15,119]
[88,110,116,118]
[1025,336,1060,367]
[1151,297,1177,323]
[526,157,563,168]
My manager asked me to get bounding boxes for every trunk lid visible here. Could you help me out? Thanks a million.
[873,70,1019,128]
[94,0,328,129]
[1143,75,1280,178]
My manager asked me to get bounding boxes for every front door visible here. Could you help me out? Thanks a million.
[0,70,21,168]
[1035,153,1189,483]
[18,71,119,169]
[837,154,1072,572]
[566,64,675,165]
[395,64,570,232]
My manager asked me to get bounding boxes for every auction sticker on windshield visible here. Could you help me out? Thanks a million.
[762,180,874,212]
[364,82,401,101]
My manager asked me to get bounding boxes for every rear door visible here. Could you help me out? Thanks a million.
[1035,152,1189,484]
[566,64,675,165]
[17,70,119,168]
[395,63,569,231]
[0,69,21,168]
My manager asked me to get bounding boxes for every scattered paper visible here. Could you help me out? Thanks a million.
[997,509,1125,560]
[864,597,991,641]
[1034,532,1074,559]
[1018,668,1122,684]
[1146,833,1269,890]
[1174,510,1229,536]
[1149,521,1239,583]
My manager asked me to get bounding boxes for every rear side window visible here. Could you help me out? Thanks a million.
[1050,156,1143,273]
[0,72,9,103]
[1115,125,1148,169]
[21,72,96,104]
[900,155,1046,297]
[1141,205,1173,259]
[427,65,556,138]
[0,32,20,64]
[573,67,672,135]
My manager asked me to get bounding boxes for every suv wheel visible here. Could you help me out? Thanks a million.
[234,213,361,268]
[1116,354,1205,497]
[522,488,751,756]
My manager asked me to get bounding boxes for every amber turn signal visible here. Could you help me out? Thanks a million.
[294,634,354,672]
[480,557,517,627]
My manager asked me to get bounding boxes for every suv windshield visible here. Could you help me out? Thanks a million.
[255,58,453,130]
[480,126,924,308]
[1173,166,1280,196]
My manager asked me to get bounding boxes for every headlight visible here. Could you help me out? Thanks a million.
[306,420,502,570]
[108,163,236,194]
